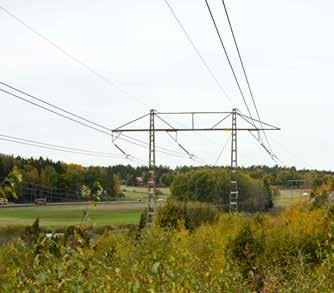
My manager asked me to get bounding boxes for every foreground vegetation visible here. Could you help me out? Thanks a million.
[0,200,333,292]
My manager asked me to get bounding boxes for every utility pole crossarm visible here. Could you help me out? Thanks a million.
[113,127,279,132]
[112,110,280,133]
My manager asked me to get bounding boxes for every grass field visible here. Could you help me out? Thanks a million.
[121,185,171,200]
[274,189,310,209]
[0,184,171,228]
[0,203,145,228]
[0,187,306,228]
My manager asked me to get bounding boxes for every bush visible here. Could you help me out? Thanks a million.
[138,200,219,231]
[0,202,333,291]
[155,200,219,230]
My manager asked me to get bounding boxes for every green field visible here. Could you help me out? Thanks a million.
[0,203,145,228]
[121,185,171,200]
[0,187,305,228]
[0,185,169,228]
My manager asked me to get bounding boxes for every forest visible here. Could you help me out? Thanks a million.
[0,153,332,203]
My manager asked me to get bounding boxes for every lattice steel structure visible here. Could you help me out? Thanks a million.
[147,109,156,225]
[112,109,280,224]
[230,109,238,212]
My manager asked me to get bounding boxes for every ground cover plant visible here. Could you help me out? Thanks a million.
[0,199,334,292]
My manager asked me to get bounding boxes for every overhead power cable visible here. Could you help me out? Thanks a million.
[0,81,111,131]
[117,133,186,156]
[0,133,123,157]
[220,0,275,155]
[0,84,188,159]
[247,131,283,164]
[0,6,187,159]
[163,0,233,105]
[155,113,195,159]
[0,137,125,160]
[0,5,149,108]
[0,87,112,136]
[204,0,256,127]
[114,135,190,159]
[1,4,231,166]
[235,110,277,162]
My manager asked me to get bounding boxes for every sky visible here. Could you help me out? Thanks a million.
[0,0,333,170]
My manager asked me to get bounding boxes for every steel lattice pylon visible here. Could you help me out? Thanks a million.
[112,109,280,224]
[147,109,156,225]
[230,108,238,213]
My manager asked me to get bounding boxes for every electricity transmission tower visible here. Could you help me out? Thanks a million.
[112,109,280,224]
[230,109,238,213]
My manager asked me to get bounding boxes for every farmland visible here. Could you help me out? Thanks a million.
[0,202,144,228]
[0,185,170,228]
[274,189,310,208]
[121,185,171,200]
[0,187,305,228]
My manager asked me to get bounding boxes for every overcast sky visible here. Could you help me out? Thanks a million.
[0,0,333,170]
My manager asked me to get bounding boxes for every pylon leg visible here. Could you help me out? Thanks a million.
[230,108,238,213]
[147,109,156,225]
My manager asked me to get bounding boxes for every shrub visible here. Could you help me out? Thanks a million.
[0,202,333,291]
[155,200,219,230]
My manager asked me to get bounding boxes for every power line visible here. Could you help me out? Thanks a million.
[0,87,112,136]
[0,86,187,159]
[0,137,126,160]
[0,3,225,164]
[0,133,123,157]
[220,0,275,154]
[154,111,229,163]
[204,0,256,127]
[0,81,111,132]
[0,5,149,108]
[163,0,233,105]
[116,135,192,159]
[1,3,238,166]
[118,133,186,156]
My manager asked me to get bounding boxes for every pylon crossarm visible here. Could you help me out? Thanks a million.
[155,113,176,130]
[113,127,279,132]
[211,112,232,129]
[112,110,280,133]
[237,111,280,130]
[114,113,150,131]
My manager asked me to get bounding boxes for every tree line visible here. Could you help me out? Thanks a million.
[0,153,333,203]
